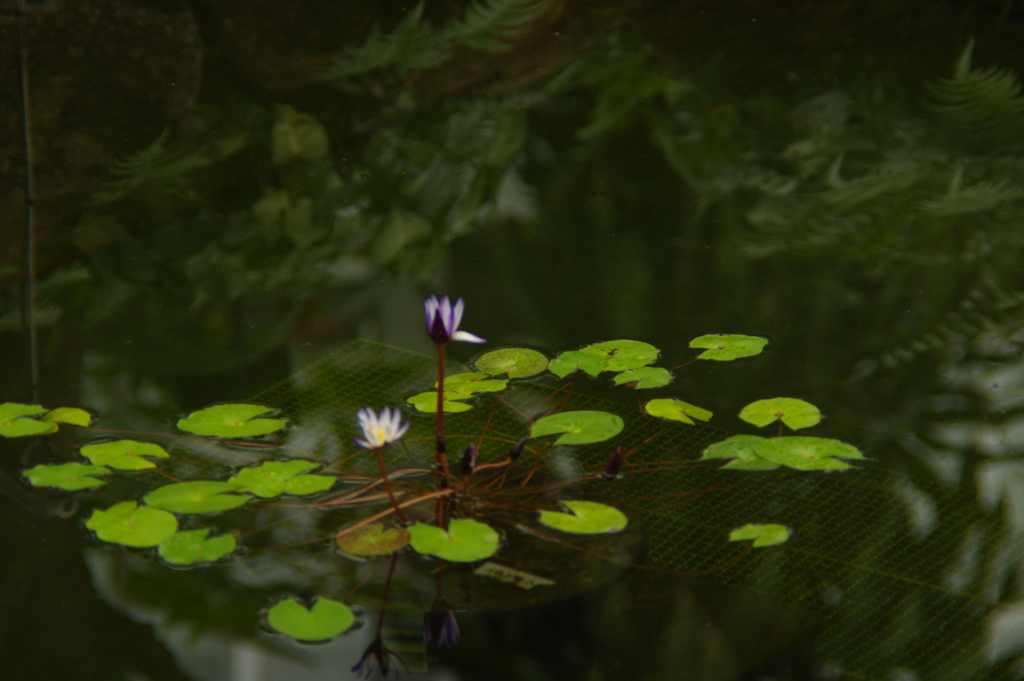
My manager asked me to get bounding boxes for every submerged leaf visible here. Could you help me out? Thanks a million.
[336,522,411,557]
[473,562,555,589]
[144,481,252,513]
[24,462,110,490]
[266,597,356,642]
[0,403,56,437]
[729,523,792,547]
[177,403,288,438]
[85,501,178,547]
[80,439,170,470]
[753,436,863,471]
[739,397,822,430]
[408,518,500,562]
[227,460,336,498]
[475,347,549,378]
[530,410,624,445]
[689,334,768,361]
[612,367,672,389]
[407,391,474,413]
[645,398,713,425]
[158,528,237,565]
[538,500,628,534]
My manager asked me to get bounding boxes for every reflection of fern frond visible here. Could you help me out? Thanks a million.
[928,39,1024,143]
[93,130,206,204]
[450,0,549,51]
[820,154,927,207]
[921,178,1024,216]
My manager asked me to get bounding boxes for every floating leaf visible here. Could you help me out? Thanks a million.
[407,518,500,562]
[548,350,607,378]
[689,334,769,361]
[40,407,94,427]
[440,372,508,394]
[407,391,473,413]
[474,562,555,589]
[753,436,864,471]
[85,501,178,547]
[475,347,549,378]
[144,481,252,513]
[530,410,624,445]
[538,500,628,534]
[266,597,356,642]
[645,398,713,425]
[739,397,822,430]
[80,439,170,470]
[701,435,779,471]
[336,522,410,557]
[612,367,672,389]
[158,528,237,565]
[0,403,57,437]
[227,460,336,498]
[176,403,288,438]
[580,339,660,371]
[729,523,792,547]
[24,462,110,490]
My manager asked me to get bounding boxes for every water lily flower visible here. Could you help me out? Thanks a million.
[354,407,410,450]
[424,295,486,345]
[352,635,407,679]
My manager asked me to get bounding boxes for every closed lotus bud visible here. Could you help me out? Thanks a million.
[601,446,625,481]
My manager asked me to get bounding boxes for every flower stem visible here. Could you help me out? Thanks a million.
[376,447,408,522]
[435,342,451,486]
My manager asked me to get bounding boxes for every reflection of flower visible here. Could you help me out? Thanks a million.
[354,407,410,450]
[424,295,486,345]
[423,599,461,650]
[352,635,407,680]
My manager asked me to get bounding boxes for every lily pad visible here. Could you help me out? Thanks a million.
[739,398,821,430]
[538,500,628,534]
[530,410,624,445]
[690,334,769,361]
[41,407,94,427]
[336,522,410,557]
[176,403,288,438]
[227,460,336,498]
[85,501,178,547]
[753,436,863,471]
[407,391,473,413]
[24,462,110,490]
[645,398,713,425]
[0,403,57,437]
[548,350,608,379]
[440,372,508,394]
[581,340,660,372]
[265,597,356,642]
[158,528,237,565]
[407,518,500,562]
[81,439,170,470]
[475,347,549,378]
[701,435,779,471]
[144,481,252,513]
[612,367,672,389]
[729,523,792,547]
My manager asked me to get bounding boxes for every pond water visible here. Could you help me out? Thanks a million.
[4,1,1024,680]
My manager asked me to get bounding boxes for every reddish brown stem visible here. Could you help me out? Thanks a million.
[376,447,408,522]
[436,342,452,486]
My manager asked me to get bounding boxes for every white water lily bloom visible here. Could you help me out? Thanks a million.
[354,407,410,449]
[424,295,486,345]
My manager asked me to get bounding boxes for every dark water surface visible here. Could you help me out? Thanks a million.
[5,1,1024,680]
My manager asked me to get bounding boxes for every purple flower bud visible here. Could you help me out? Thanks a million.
[508,437,528,462]
[424,295,486,345]
[601,446,625,481]
[460,444,478,476]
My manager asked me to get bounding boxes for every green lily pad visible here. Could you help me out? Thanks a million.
[0,403,57,437]
[701,435,779,471]
[690,334,769,361]
[40,407,94,427]
[176,403,288,438]
[81,439,170,470]
[407,518,500,562]
[227,460,336,498]
[144,481,252,513]
[407,391,473,413]
[538,500,628,534]
[644,398,713,425]
[581,340,660,372]
[612,367,672,389]
[158,528,237,565]
[24,462,110,490]
[475,348,549,378]
[336,522,410,557]
[753,437,863,471]
[548,350,608,378]
[739,398,821,430]
[440,372,508,394]
[729,523,792,547]
[530,410,624,445]
[85,501,178,547]
[265,597,356,642]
